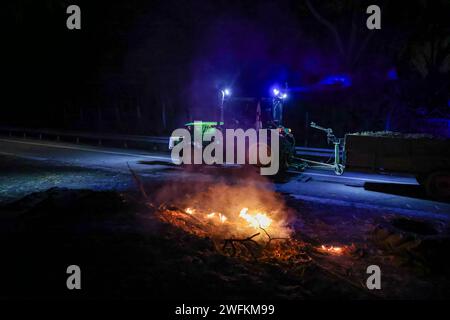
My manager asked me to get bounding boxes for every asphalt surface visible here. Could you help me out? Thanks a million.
[1,136,449,220]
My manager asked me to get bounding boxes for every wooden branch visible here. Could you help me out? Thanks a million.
[223,233,261,260]
[127,162,149,200]
[259,227,289,250]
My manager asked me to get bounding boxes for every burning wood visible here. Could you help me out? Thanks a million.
[317,245,348,255]
[158,205,285,238]
[154,202,294,260]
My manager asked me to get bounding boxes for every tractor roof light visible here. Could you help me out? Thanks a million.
[273,88,287,99]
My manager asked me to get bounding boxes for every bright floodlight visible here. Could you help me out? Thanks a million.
[281,93,288,99]
[223,88,231,96]
[273,88,280,96]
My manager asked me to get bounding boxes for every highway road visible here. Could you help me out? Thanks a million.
[1,136,449,219]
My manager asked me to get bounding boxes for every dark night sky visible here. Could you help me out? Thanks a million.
[3,0,450,136]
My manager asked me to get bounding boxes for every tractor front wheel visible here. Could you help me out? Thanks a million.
[334,164,344,175]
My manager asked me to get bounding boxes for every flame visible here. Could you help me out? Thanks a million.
[204,212,228,223]
[160,200,291,242]
[219,213,227,223]
[319,245,343,255]
[239,207,272,229]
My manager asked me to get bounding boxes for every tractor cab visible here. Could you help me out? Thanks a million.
[168,121,223,150]
[185,121,223,140]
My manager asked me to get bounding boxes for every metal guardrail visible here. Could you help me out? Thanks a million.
[0,126,169,149]
[0,125,339,158]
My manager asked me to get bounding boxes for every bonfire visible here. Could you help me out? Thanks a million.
[129,164,351,262]
[155,203,294,259]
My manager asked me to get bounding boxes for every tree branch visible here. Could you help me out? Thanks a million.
[353,32,374,67]
[348,14,357,65]
[306,0,345,58]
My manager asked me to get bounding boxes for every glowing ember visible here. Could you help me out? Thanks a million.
[239,208,272,229]
[319,245,344,255]
[206,212,216,219]
[185,207,195,214]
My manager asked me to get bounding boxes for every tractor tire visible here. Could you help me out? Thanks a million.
[334,164,344,175]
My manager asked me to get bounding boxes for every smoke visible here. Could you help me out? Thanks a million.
[151,167,294,239]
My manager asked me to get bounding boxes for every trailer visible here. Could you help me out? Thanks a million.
[344,132,450,199]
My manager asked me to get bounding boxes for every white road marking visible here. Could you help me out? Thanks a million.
[294,171,418,185]
[0,151,49,161]
[0,138,172,162]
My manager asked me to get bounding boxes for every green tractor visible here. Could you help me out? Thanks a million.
[168,89,297,173]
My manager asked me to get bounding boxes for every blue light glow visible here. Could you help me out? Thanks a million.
[387,68,398,80]
[320,74,352,87]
